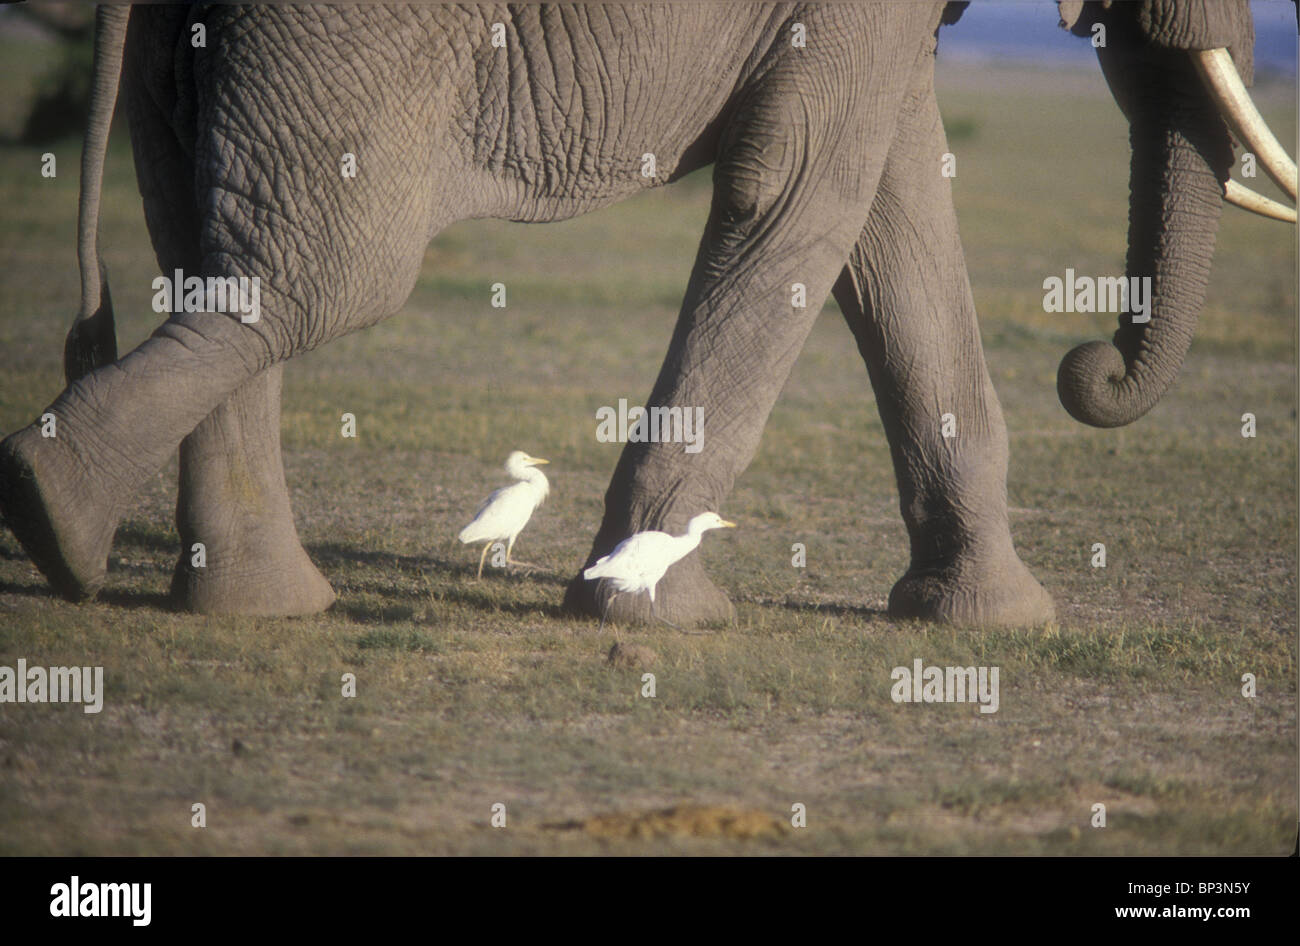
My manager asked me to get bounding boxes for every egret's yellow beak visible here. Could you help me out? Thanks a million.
[528,456,549,465]
[720,519,737,528]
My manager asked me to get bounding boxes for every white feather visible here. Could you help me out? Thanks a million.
[458,451,550,548]
[583,512,734,605]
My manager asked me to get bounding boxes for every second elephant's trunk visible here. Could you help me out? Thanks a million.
[1057,42,1235,428]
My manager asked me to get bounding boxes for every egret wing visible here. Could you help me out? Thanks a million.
[586,531,676,589]
[459,482,536,543]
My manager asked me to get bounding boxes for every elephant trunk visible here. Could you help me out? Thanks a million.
[1057,44,1235,428]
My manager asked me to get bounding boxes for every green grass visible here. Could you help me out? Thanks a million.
[0,43,1295,854]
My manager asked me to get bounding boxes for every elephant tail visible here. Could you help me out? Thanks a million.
[65,4,131,385]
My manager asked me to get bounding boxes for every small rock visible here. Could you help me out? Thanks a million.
[606,642,658,668]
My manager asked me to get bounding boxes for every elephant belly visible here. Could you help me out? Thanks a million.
[190,4,778,225]
[461,3,779,220]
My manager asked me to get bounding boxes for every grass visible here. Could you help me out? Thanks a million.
[0,40,1295,855]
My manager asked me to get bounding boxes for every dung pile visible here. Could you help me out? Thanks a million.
[548,805,786,841]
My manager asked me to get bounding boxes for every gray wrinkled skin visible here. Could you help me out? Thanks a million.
[0,2,1246,626]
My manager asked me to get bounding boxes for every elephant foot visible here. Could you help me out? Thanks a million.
[564,553,734,629]
[0,426,119,601]
[888,546,1055,627]
[168,364,335,617]
[170,532,335,617]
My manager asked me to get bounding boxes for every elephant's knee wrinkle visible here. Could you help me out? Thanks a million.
[714,170,781,234]
[714,115,802,228]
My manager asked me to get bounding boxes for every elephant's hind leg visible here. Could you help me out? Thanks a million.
[831,44,1054,627]
[170,366,335,615]
[125,52,333,617]
[0,312,264,601]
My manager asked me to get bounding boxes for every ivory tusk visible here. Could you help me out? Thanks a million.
[1224,179,1298,223]
[1192,48,1298,202]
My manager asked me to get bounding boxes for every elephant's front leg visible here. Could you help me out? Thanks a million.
[831,58,1054,627]
[170,366,335,615]
[566,6,939,627]
[566,197,870,625]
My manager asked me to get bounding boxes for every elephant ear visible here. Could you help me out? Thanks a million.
[1059,1,1254,84]
[940,2,969,27]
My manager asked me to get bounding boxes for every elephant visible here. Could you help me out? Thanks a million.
[0,1,1294,628]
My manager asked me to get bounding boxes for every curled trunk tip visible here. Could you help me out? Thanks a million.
[1057,339,1155,428]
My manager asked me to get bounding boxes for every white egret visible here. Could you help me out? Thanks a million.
[583,511,736,629]
[458,451,550,579]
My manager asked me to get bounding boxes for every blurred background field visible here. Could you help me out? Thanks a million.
[0,2,1294,855]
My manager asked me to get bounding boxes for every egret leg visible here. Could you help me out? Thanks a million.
[597,584,619,633]
[505,535,542,571]
[649,597,680,630]
[475,542,491,580]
